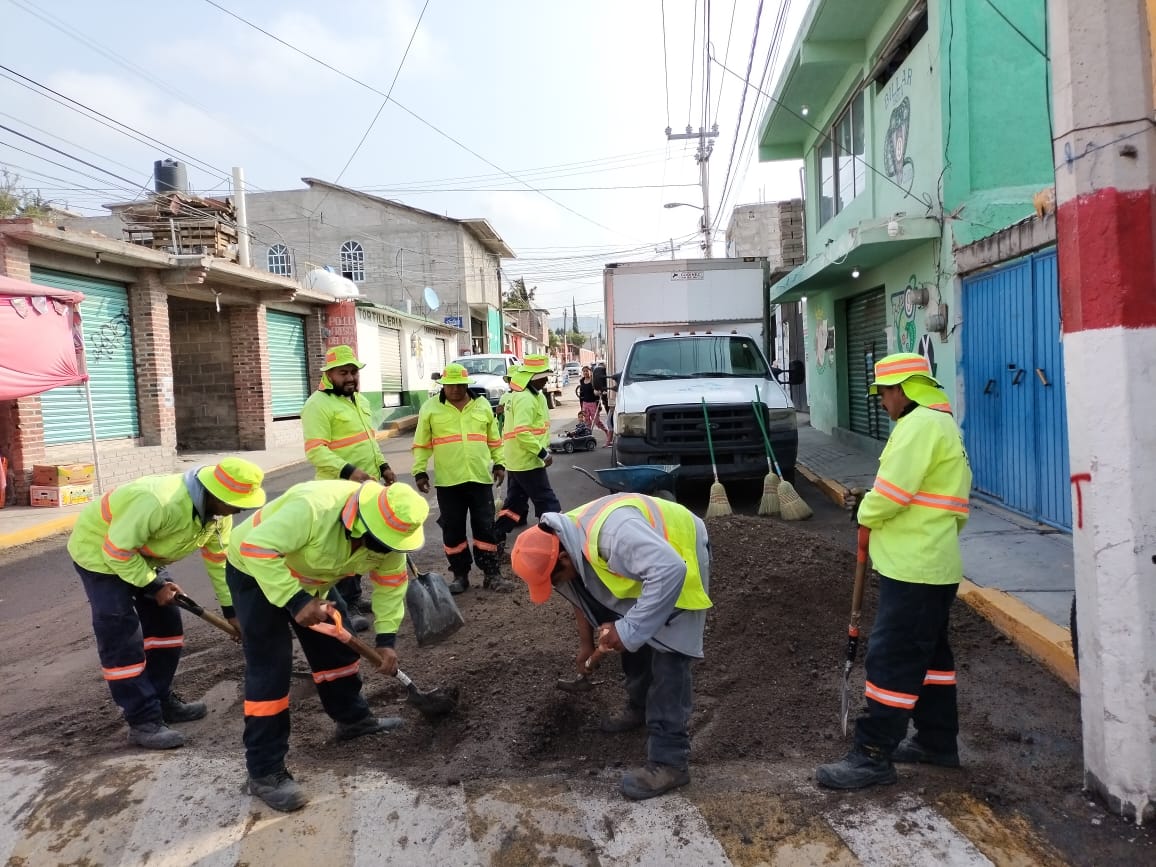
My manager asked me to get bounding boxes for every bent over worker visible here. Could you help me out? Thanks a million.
[412,363,511,594]
[816,353,972,790]
[494,354,560,538]
[68,458,267,750]
[301,344,396,629]
[226,479,428,812]
[510,493,712,801]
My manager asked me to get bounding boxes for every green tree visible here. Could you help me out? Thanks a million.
[503,277,536,309]
[568,331,587,349]
[548,331,561,351]
[0,169,50,219]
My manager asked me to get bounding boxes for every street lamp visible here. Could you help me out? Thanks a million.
[663,202,704,210]
[663,202,712,257]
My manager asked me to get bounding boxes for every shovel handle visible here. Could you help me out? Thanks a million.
[848,526,871,637]
[584,646,608,674]
[175,593,240,640]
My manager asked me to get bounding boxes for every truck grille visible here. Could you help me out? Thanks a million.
[647,403,762,449]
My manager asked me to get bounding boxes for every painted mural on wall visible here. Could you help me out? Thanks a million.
[410,331,426,379]
[881,68,914,191]
[812,303,836,371]
[888,275,938,376]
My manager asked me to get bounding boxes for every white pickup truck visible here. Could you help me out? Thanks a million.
[444,353,563,408]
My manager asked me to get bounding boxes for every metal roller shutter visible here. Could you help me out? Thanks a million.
[34,268,140,444]
[379,327,403,391]
[265,310,310,418]
[435,338,448,372]
[845,288,890,440]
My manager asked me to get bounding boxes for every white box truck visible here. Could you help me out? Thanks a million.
[604,258,798,482]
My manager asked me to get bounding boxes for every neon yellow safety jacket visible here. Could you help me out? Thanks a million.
[411,393,503,486]
[567,494,712,611]
[502,388,550,471]
[857,405,972,585]
[226,480,407,635]
[67,473,232,607]
[301,389,387,480]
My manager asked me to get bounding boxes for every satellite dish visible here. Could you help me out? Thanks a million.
[423,286,441,311]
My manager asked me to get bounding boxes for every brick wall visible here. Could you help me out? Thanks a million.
[230,304,273,450]
[128,272,177,449]
[43,439,175,491]
[169,297,239,451]
[725,200,806,270]
[269,418,305,449]
[303,307,327,387]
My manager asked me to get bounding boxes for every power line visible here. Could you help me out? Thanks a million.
[714,0,764,228]
[660,0,672,130]
[687,0,699,124]
[712,0,738,128]
[981,0,1048,59]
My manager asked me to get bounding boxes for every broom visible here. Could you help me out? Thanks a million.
[767,431,812,521]
[701,398,733,518]
[751,387,781,516]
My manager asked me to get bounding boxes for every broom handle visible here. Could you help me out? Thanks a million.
[700,398,721,482]
[753,385,785,477]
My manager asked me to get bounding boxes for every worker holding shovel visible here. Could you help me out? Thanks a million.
[510,493,712,801]
[225,479,428,812]
[816,353,972,790]
[67,458,267,750]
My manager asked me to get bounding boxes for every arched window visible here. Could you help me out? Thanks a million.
[267,243,292,276]
[340,240,365,282]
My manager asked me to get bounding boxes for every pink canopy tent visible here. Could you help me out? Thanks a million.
[0,272,104,492]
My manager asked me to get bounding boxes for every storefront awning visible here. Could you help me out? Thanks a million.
[0,273,86,400]
[769,217,941,303]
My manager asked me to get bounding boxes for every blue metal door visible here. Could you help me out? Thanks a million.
[961,248,1070,529]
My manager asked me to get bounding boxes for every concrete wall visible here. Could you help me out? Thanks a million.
[168,298,238,451]
[726,200,806,270]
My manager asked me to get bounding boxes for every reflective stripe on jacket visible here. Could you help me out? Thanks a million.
[566,494,712,611]
[502,388,550,471]
[67,473,232,605]
[226,480,407,633]
[410,393,502,486]
[301,389,386,479]
[857,405,972,584]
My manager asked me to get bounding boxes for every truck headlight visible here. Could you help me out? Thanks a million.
[617,412,647,436]
[765,408,797,433]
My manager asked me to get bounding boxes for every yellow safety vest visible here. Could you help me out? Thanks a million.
[502,388,550,471]
[567,494,712,611]
[301,389,386,480]
[410,393,502,486]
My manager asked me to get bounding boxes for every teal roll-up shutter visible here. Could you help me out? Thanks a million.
[265,309,310,418]
[33,268,140,444]
[845,288,890,441]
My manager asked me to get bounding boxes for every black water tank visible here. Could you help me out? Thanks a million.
[154,159,187,194]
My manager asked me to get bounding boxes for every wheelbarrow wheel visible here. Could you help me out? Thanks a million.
[653,488,676,502]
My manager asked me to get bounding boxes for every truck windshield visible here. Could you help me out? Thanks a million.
[456,357,507,376]
[624,336,769,381]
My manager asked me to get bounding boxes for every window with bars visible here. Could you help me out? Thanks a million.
[340,240,365,282]
[816,90,866,226]
[266,243,293,276]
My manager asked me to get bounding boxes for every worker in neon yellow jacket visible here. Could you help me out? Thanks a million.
[67,458,267,751]
[225,479,427,813]
[494,354,560,538]
[300,344,396,628]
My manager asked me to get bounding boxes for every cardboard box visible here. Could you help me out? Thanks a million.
[30,484,95,508]
[33,463,95,487]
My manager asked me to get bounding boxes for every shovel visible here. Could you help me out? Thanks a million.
[310,610,459,719]
[174,592,241,641]
[840,526,872,736]
[555,646,609,694]
[404,556,465,647]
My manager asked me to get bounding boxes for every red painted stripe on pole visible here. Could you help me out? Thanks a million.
[1058,187,1156,332]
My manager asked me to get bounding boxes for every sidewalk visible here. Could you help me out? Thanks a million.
[796,418,1078,691]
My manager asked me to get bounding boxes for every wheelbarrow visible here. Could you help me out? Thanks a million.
[573,464,680,500]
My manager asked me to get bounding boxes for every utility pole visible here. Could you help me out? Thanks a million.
[655,238,681,259]
[1050,0,1156,823]
[666,124,719,257]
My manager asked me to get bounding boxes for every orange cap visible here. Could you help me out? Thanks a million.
[510,526,560,604]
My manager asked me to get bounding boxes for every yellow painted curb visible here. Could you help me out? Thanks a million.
[957,578,1079,692]
[0,512,80,550]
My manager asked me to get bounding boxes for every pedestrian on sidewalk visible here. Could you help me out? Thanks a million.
[816,353,972,790]
[226,479,428,812]
[511,493,712,800]
[494,354,561,541]
[67,458,268,750]
[576,365,612,447]
[301,344,396,631]
[412,363,511,595]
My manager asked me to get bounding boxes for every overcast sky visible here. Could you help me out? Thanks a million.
[0,0,806,318]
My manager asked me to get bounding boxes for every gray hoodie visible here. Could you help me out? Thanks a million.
[540,504,710,658]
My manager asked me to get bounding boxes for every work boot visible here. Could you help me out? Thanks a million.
[354,597,374,615]
[892,736,961,768]
[447,572,469,595]
[620,762,690,800]
[483,572,514,592]
[815,745,898,790]
[335,715,405,741]
[248,768,307,812]
[128,721,185,750]
[161,692,207,724]
[600,705,645,734]
[347,612,371,633]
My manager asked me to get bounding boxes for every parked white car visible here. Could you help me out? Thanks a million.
[444,353,563,408]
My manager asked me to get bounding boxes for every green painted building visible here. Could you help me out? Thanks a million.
[759,0,1051,443]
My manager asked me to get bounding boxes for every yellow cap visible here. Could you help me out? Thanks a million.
[518,354,551,376]
[438,363,473,386]
[868,353,942,394]
[322,344,365,372]
[355,482,428,551]
[197,458,267,509]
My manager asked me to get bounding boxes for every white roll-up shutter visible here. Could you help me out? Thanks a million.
[379,327,403,392]
[435,338,448,371]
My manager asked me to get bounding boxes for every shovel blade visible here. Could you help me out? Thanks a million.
[406,683,459,717]
[405,568,464,647]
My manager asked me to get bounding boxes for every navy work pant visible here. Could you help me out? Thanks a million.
[855,575,959,756]
[437,482,501,577]
[622,645,694,771]
[494,467,561,533]
[226,563,372,778]
[75,562,183,726]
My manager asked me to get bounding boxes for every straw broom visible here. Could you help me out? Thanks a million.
[701,398,733,518]
[769,439,812,521]
[752,388,781,516]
